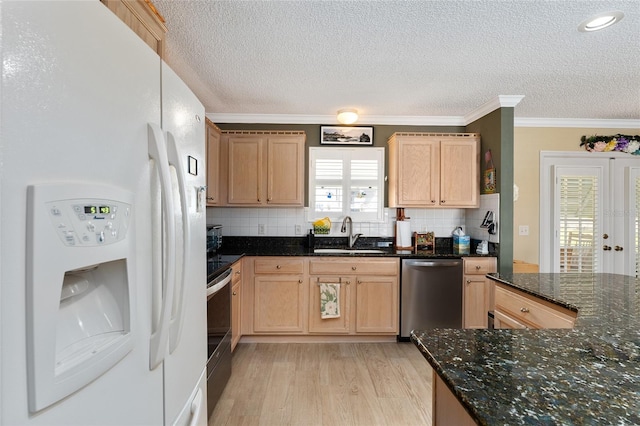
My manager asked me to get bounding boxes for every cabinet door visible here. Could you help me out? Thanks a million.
[267,136,304,205]
[440,139,479,207]
[206,123,220,206]
[355,275,398,333]
[228,136,264,204]
[231,280,241,351]
[463,276,487,329]
[308,276,353,334]
[253,275,305,333]
[396,138,439,206]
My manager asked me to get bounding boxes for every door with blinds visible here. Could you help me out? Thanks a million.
[540,152,640,276]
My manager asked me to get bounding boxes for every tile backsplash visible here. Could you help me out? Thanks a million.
[207,205,478,238]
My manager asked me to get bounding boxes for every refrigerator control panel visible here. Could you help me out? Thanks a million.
[46,199,131,246]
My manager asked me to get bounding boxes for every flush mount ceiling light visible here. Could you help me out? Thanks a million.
[578,11,624,32]
[336,108,358,125]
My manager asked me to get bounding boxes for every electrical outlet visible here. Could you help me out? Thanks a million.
[258,224,266,235]
[295,224,302,235]
[519,225,529,236]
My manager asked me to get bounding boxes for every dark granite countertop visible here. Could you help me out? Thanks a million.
[218,236,497,258]
[411,273,640,425]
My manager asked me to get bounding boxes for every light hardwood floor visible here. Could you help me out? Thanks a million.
[209,342,433,426]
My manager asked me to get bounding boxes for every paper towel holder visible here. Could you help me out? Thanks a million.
[414,232,435,254]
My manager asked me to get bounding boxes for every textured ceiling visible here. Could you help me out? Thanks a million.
[154,0,640,124]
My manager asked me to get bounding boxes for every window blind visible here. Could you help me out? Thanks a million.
[558,175,598,273]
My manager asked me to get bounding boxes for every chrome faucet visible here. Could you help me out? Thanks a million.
[341,216,363,248]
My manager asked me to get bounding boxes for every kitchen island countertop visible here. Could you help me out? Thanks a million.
[411,273,640,425]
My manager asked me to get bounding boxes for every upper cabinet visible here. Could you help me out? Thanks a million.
[221,131,305,207]
[205,119,221,206]
[387,133,480,208]
[101,0,167,58]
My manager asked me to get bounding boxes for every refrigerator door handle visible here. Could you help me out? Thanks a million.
[148,123,177,370]
[166,131,191,353]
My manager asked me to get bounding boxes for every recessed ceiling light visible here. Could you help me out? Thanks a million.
[578,11,624,32]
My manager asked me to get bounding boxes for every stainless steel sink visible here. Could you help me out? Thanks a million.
[313,248,385,254]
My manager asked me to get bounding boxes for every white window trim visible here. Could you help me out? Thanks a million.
[307,147,385,223]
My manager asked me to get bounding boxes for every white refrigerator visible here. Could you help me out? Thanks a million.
[1,2,207,425]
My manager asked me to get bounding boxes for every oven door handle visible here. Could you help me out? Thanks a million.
[207,268,233,298]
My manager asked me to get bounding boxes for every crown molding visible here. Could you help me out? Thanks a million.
[206,113,466,126]
[514,117,640,129]
[464,95,525,125]
[207,103,639,130]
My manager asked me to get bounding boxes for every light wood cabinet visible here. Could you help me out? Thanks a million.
[309,258,399,335]
[222,131,305,206]
[230,259,242,351]
[101,0,167,57]
[205,119,221,206]
[308,275,353,334]
[433,373,477,426]
[387,133,480,208]
[354,275,398,333]
[251,258,306,333]
[494,282,576,329]
[462,257,497,329]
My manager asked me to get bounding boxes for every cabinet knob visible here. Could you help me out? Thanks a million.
[351,266,357,271]
[357,280,362,284]
[466,279,471,284]
[615,245,623,251]
[206,196,215,201]
[441,200,445,203]
[603,245,612,251]
[520,307,530,313]
[475,265,481,270]
[232,291,237,296]
[431,200,435,203]
[235,270,241,275]
[345,280,351,285]
[298,279,303,284]
[276,265,281,269]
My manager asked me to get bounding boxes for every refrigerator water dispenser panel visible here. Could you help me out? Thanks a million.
[46,197,131,246]
[26,183,135,412]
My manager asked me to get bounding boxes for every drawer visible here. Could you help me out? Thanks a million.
[254,258,304,274]
[463,257,496,275]
[309,258,398,275]
[494,284,575,329]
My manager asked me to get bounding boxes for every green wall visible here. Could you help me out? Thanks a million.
[465,108,514,273]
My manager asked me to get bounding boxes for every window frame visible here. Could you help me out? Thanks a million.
[308,147,385,223]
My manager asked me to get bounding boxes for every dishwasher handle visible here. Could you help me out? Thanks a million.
[405,260,462,267]
[407,260,462,267]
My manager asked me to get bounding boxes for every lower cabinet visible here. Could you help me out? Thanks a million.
[493,282,576,329]
[251,258,305,333]
[433,372,477,426]
[230,259,242,351]
[309,258,399,335]
[462,257,497,329]
[243,256,399,336]
[308,275,353,334]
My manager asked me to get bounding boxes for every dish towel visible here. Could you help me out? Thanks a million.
[319,283,340,319]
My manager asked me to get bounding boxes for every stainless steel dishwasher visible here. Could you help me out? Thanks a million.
[400,259,463,339]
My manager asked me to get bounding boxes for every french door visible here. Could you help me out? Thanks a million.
[540,152,640,276]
